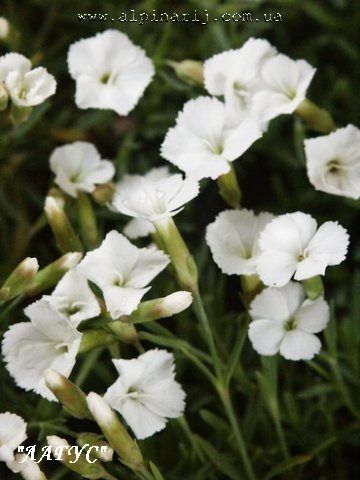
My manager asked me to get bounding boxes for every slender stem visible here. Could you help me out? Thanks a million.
[328,357,360,420]
[274,416,290,460]
[218,386,256,480]
[192,291,222,379]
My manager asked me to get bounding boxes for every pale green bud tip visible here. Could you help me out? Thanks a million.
[162,291,193,315]
[44,195,65,216]
[44,368,63,390]
[168,59,204,85]
[0,17,10,39]
[47,435,69,451]
[60,252,83,269]
[19,257,39,278]
[87,392,114,427]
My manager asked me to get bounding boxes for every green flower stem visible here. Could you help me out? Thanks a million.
[296,99,335,134]
[217,385,257,480]
[76,192,100,249]
[217,165,242,208]
[192,291,222,380]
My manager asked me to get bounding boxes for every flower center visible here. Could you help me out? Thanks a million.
[285,317,296,331]
[327,158,341,174]
[66,305,81,316]
[55,342,68,353]
[233,81,250,99]
[100,72,111,84]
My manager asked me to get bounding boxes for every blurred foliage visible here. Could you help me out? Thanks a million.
[0,0,359,479]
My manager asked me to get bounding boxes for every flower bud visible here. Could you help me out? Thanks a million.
[217,165,241,209]
[127,291,193,324]
[0,17,10,40]
[26,252,82,296]
[76,193,99,249]
[154,218,198,293]
[0,83,9,111]
[92,183,115,205]
[47,436,112,480]
[167,60,204,85]
[44,369,92,420]
[296,98,335,134]
[77,433,114,463]
[44,196,83,254]
[0,257,39,301]
[86,393,145,473]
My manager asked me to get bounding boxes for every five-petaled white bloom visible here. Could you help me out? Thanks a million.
[257,212,349,287]
[112,166,199,225]
[43,269,100,327]
[0,412,26,466]
[67,29,154,115]
[161,96,262,180]
[249,282,329,360]
[206,209,274,276]
[252,54,316,122]
[0,52,56,107]
[49,141,115,198]
[2,299,82,401]
[305,125,360,200]
[104,349,185,439]
[204,38,276,127]
[78,231,169,318]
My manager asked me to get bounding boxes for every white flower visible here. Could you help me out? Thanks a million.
[161,291,193,315]
[0,17,10,40]
[2,299,82,401]
[0,52,56,107]
[249,282,329,360]
[49,141,115,198]
[252,54,316,122]
[257,212,349,287]
[104,349,185,439]
[305,125,360,200]
[112,166,199,223]
[43,269,100,326]
[9,454,46,480]
[206,209,274,276]
[0,413,26,466]
[67,29,154,115]
[161,96,262,180]
[204,38,276,126]
[78,231,169,318]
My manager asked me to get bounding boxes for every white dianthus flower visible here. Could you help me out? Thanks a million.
[67,29,154,115]
[305,125,360,200]
[104,349,185,439]
[249,282,329,360]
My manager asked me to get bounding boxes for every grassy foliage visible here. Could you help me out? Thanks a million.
[0,0,359,478]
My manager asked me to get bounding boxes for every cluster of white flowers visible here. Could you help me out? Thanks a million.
[1,28,357,454]
[206,209,349,360]
[0,52,56,108]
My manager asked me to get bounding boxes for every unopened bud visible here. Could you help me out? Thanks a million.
[26,252,82,296]
[154,218,198,293]
[77,433,114,463]
[47,436,111,480]
[44,369,92,420]
[167,60,204,85]
[0,17,10,40]
[0,83,9,111]
[92,183,115,205]
[0,257,39,301]
[302,275,324,300]
[86,393,145,472]
[127,291,193,324]
[44,196,83,254]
